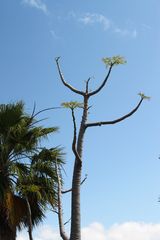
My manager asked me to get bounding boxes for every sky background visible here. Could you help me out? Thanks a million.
[1,0,160,239]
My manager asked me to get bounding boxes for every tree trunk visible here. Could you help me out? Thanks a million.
[26,197,33,240]
[70,160,82,240]
[56,57,145,240]
[70,96,88,240]
[56,163,69,240]
[0,214,16,240]
[0,229,16,240]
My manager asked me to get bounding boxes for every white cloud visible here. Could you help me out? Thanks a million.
[114,28,137,38]
[107,222,160,240]
[79,13,111,30]
[72,12,137,38]
[17,226,61,240]
[82,222,107,240]
[17,221,160,240]
[17,233,28,240]
[22,0,48,14]
[35,225,61,240]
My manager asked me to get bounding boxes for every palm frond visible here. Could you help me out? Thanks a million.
[0,101,65,235]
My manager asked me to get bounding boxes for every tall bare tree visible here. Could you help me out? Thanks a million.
[55,56,149,240]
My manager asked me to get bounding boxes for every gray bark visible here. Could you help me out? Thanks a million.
[70,96,88,240]
[26,197,33,240]
[56,162,69,240]
[56,58,145,240]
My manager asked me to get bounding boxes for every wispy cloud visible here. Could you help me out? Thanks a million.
[71,12,137,38]
[79,13,111,30]
[17,221,160,240]
[114,28,138,38]
[22,0,48,15]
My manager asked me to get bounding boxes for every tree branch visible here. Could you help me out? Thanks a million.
[71,109,82,166]
[55,57,84,96]
[88,65,113,97]
[85,97,144,128]
[27,106,62,128]
[85,77,91,94]
[49,208,58,215]
[64,218,71,226]
[62,174,88,194]
[61,188,72,194]
[80,174,88,185]
[31,107,62,119]
[55,161,69,240]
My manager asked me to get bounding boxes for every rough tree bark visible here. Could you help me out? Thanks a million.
[55,56,147,240]
[0,228,16,240]
[0,208,16,240]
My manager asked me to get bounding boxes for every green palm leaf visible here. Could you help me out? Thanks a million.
[0,101,65,238]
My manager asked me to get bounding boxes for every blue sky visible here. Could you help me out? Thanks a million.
[1,0,160,239]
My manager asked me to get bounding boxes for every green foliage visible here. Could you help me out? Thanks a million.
[61,101,83,109]
[10,162,29,178]
[19,184,41,196]
[138,92,150,100]
[102,55,126,67]
[0,101,58,157]
[0,101,25,133]
[0,101,64,232]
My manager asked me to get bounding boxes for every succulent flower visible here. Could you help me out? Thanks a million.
[102,56,126,67]
[61,101,84,109]
[138,93,150,100]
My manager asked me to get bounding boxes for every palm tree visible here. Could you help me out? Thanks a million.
[0,101,63,240]
[17,147,64,240]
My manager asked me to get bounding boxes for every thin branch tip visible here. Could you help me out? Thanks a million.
[55,58,84,96]
[81,174,88,185]
[62,174,88,194]
[88,64,113,97]
[55,56,61,62]
[138,92,150,100]
[64,218,71,226]
[87,77,92,83]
